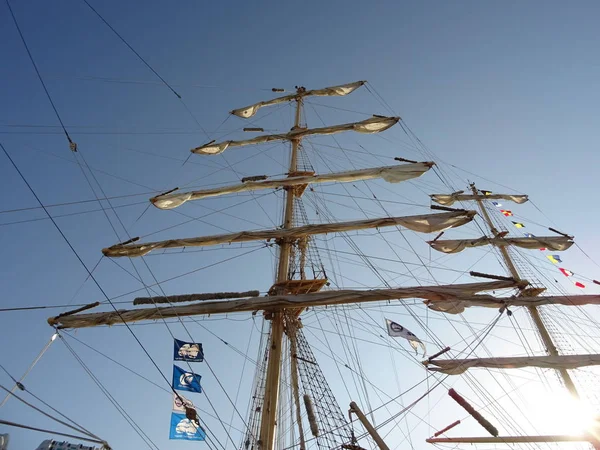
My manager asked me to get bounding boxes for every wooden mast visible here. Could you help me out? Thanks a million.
[259,88,304,450]
[469,183,580,398]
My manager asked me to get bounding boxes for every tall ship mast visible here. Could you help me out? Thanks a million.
[3,81,600,450]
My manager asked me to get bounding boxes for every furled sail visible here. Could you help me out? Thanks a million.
[230,81,365,118]
[431,192,528,206]
[428,236,573,254]
[192,116,399,155]
[151,162,434,209]
[48,280,517,329]
[425,294,600,314]
[103,210,476,257]
[427,354,600,375]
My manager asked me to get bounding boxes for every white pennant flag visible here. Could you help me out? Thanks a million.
[385,319,426,355]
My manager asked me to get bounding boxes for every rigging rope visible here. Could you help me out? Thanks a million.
[4,0,77,151]
[79,0,181,100]
[0,383,102,441]
[0,419,108,447]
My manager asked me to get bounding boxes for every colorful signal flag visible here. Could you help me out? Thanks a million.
[559,268,574,277]
[512,221,525,228]
[546,255,562,264]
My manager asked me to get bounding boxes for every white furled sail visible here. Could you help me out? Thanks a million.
[427,354,600,375]
[428,236,573,254]
[102,210,476,257]
[48,280,517,329]
[431,192,528,206]
[192,116,399,155]
[425,294,600,314]
[231,81,365,118]
[151,162,434,209]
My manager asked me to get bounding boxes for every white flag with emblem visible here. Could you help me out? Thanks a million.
[385,319,426,355]
[173,393,194,412]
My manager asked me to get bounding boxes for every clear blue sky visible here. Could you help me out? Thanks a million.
[1,1,600,449]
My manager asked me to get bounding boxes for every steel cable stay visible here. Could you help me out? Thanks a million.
[60,337,163,450]
[0,420,107,448]
[0,334,58,408]
[0,382,100,441]
[4,0,77,152]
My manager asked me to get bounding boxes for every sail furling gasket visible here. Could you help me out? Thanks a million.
[431,192,529,206]
[427,354,600,375]
[469,271,519,283]
[448,389,499,437]
[133,290,261,305]
[426,293,600,315]
[429,236,574,254]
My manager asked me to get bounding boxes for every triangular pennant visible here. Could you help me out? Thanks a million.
[492,201,502,207]
[546,255,562,264]
[511,221,525,228]
[574,281,586,289]
[480,190,492,196]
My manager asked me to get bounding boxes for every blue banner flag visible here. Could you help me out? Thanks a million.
[174,338,204,362]
[172,365,202,393]
[169,412,206,441]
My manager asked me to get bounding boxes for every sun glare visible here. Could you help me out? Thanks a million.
[529,390,598,435]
